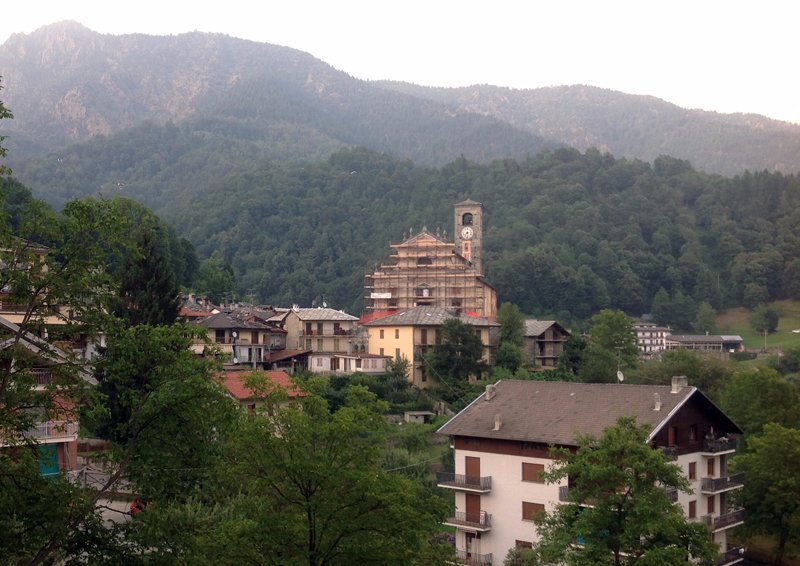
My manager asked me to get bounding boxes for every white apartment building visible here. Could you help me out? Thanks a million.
[437,378,745,566]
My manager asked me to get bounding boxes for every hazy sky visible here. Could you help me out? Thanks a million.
[2,1,797,123]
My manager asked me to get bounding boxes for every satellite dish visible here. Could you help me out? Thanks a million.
[231,331,238,338]
[322,301,328,308]
[233,357,239,364]
[292,304,300,313]
[617,370,624,382]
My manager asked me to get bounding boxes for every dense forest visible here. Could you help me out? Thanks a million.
[8,131,800,331]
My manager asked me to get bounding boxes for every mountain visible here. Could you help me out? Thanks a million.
[2,21,800,182]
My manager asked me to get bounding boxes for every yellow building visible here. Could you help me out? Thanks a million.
[364,306,499,387]
[364,200,497,321]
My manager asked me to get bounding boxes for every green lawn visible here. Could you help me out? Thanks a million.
[716,300,800,352]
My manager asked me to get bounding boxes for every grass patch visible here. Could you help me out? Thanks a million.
[717,300,800,352]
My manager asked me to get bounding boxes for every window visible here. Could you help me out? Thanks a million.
[421,329,428,345]
[395,348,401,360]
[316,339,323,351]
[462,212,473,226]
[316,323,323,335]
[416,257,432,266]
[522,462,545,483]
[668,426,678,446]
[379,348,384,356]
[688,500,696,519]
[333,338,340,351]
[707,458,715,477]
[707,495,715,514]
[689,424,698,441]
[355,359,362,369]
[522,501,544,521]
[215,329,225,343]
[380,329,385,339]
[688,462,696,480]
[316,357,322,367]
[515,540,533,549]
[395,328,399,339]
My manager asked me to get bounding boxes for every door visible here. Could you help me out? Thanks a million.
[465,493,481,525]
[465,456,480,486]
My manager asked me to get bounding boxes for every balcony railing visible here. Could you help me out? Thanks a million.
[664,486,679,502]
[1,420,79,446]
[701,472,745,494]
[436,471,492,492]
[456,549,493,565]
[559,485,570,502]
[660,446,679,460]
[444,510,492,531]
[703,508,745,531]
[702,437,737,454]
[717,546,746,565]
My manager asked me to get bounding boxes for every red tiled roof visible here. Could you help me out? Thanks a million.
[218,370,306,401]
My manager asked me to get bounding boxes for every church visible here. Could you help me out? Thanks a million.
[363,200,498,321]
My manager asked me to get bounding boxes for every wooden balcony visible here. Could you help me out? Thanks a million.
[701,472,745,494]
[444,511,492,532]
[659,445,679,460]
[436,471,492,493]
[456,549,493,565]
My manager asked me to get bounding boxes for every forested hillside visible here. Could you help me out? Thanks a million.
[157,147,800,330]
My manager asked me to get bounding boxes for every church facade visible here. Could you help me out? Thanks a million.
[363,200,498,321]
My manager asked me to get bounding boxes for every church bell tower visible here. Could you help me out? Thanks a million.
[454,199,483,275]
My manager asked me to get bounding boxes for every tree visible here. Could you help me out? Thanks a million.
[734,423,800,565]
[719,368,800,438]
[535,417,718,565]
[588,310,639,368]
[194,253,236,304]
[195,386,451,565]
[692,300,717,334]
[749,304,779,335]
[0,77,12,177]
[425,318,488,383]
[111,224,181,326]
[496,302,526,372]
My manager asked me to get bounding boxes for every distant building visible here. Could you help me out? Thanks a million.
[363,305,499,387]
[218,369,306,413]
[364,200,498,321]
[522,320,571,369]
[283,307,360,354]
[666,334,745,355]
[634,322,671,360]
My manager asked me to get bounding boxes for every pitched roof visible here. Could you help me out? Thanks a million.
[193,312,273,330]
[219,370,305,401]
[524,320,569,337]
[668,334,743,343]
[455,198,482,206]
[437,380,704,446]
[363,305,499,327]
[293,308,358,322]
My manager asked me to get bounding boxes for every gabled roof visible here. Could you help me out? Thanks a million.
[292,308,358,322]
[193,312,274,330]
[455,198,482,206]
[524,320,570,337]
[363,305,499,327]
[0,315,95,384]
[437,380,740,446]
[219,370,305,401]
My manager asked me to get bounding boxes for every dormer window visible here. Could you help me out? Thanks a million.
[417,257,432,266]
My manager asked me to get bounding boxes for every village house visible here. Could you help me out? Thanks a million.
[0,315,94,477]
[218,369,306,412]
[437,377,745,566]
[363,305,499,387]
[634,321,671,360]
[364,200,498,322]
[191,311,287,367]
[522,320,570,369]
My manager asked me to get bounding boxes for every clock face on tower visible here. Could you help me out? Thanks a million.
[461,226,474,240]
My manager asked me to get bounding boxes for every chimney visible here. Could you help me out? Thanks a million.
[485,383,496,401]
[671,375,688,394]
[494,413,502,431]
[653,393,662,411]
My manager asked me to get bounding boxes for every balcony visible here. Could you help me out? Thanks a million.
[717,546,746,565]
[701,472,745,494]
[659,446,679,460]
[436,471,492,493]
[702,437,737,455]
[444,511,492,532]
[664,486,678,502]
[703,508,745,531]
[456,549,493,565]
[2,420,79,447]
